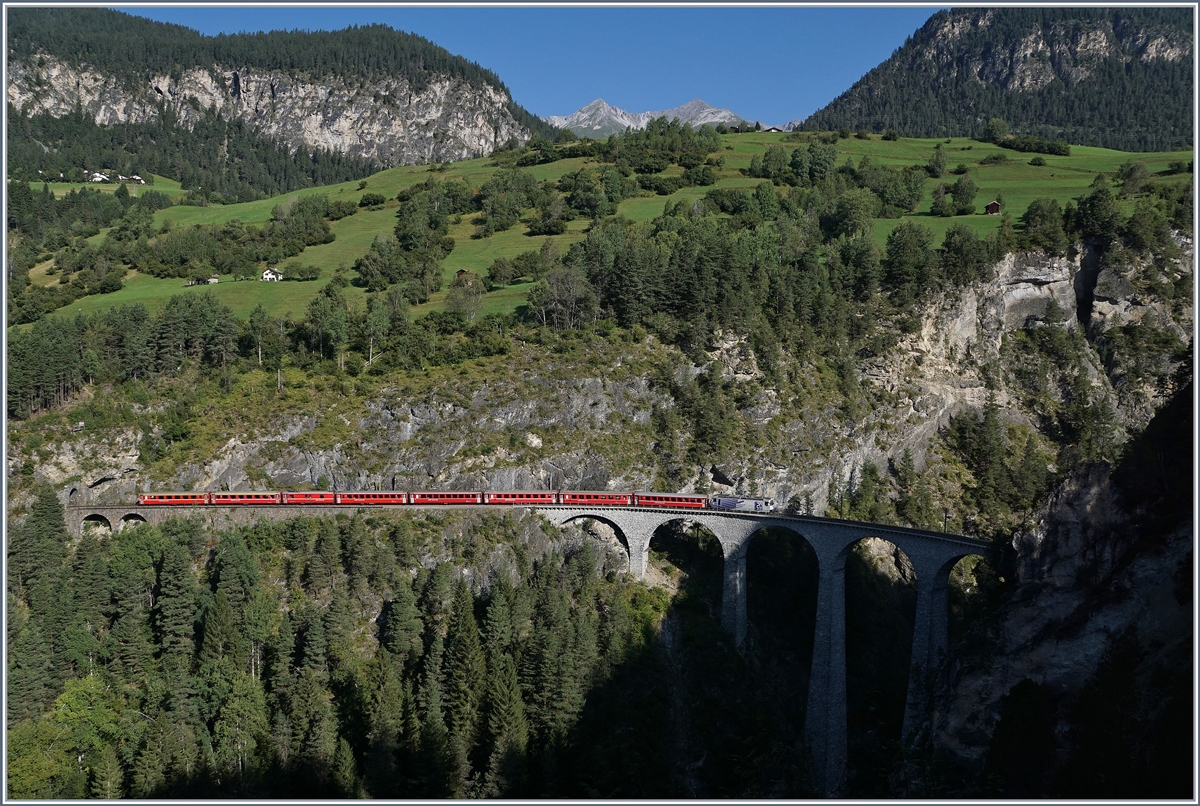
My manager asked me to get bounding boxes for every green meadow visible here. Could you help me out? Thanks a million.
[52,132,1191,322]
[40,174,187,199]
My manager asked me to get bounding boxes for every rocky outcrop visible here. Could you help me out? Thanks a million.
[1088,235,1194,338]
[926,459,1191,776]
[921,10,1190,91]
[7,55,530,166]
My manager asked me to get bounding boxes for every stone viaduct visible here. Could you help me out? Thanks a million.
[67,502,994,796]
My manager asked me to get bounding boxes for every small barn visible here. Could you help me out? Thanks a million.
[985,200,1001,215]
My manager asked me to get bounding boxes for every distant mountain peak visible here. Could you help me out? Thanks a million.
[544,98,746,137]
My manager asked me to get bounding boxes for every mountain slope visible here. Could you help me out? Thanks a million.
[545,98,744,137]
[6,8,557,167]
[801,7,1192,150]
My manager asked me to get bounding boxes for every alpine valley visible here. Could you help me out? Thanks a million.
[5,6,1193,800]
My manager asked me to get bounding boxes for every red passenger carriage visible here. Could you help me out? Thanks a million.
[559,491,633,506]
[484,491,557,504]
[409,491,484,505]
[211,492,281,505]
[633,492,707,509]
[337,491,410,505]
[281,491,338,504]
[138,492,210,505]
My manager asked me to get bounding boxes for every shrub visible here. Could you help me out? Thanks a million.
[280,262,321,281]
[1029,156,1047,167]
[326,200,358,220]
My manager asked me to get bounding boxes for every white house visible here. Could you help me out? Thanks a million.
[261,268,283,282]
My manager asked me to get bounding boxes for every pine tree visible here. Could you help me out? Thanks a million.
[266,611,297,714]
[289,668,338,787]
[444,580,486,794]
[154,542,197,662]
[200,588,236,664]
[416,631,453,796]
[325,581,356,681]
[444,581,486,749]
[212,672,269,782]
[332,735,362,797]
[132,724,169,797]
[362,649,403,798]
[88,743,124,799]
[10,484,69,620]
[340,514,373,595]
[383,576,424,674]
[482,581,515,662]
[481,652,528,797]
[8,623,51,723]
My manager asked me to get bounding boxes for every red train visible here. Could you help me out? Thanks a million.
[136,490,775,512]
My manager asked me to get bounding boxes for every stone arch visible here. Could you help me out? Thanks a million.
[744,521,822,734]
[839,535,919,791]
[650,515,723,546]
[120,512,149,531]
[560,513,632,572]
[67,486,81,506]
[80,513,113,534]
[647,516,727,611]
[940,551,993,648]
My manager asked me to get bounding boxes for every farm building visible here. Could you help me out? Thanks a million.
[261,268,283,281]
[985,200,1001,215]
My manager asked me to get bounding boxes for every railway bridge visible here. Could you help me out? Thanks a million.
[67,502,994,796]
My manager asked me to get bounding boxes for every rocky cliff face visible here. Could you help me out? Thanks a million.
[7,55,530,166]
[915,455,1191,790]
[920,9,1191,91]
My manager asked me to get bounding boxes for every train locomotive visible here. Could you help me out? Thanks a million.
[137,490,777,512]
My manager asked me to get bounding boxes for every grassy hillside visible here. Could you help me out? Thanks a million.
[41,132,1192,323]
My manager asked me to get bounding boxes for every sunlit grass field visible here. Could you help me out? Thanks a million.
[40,174,187,199]
[52,132,1191,322]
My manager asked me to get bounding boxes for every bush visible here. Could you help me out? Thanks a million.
[326,200,358,220]
[633,154,670,175]
[638,175,687,195]
[1029,156,1047,167]
[981,153,1009,165]
[882,128,900,141]
[1001,135,1070,156]
[280,262,321,281]
[358,192,387,207]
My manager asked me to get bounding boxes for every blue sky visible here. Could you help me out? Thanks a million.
[114,6,942,125]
